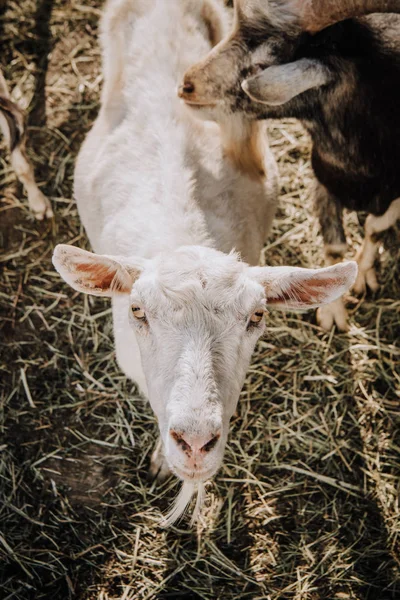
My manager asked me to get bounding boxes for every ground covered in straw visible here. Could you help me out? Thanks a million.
[1,1,399,599]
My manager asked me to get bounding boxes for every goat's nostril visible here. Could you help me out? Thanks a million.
[182,80,195,95]
[170,429,220,455]
[201,433,220,453]
[170,430,191,454]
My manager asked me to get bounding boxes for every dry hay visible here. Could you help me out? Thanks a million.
[0,1,399,599]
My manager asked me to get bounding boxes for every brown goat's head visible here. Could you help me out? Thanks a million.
[179,0,303,120]
[178,0,400,120]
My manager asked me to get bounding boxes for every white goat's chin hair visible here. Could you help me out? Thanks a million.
[160,481,205,528]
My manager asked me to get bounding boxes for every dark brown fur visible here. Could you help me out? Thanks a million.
[220,13,400,242]
[314,181,346,249]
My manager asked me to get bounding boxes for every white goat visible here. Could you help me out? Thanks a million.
[53,0,357,525]
[0,70,52,220]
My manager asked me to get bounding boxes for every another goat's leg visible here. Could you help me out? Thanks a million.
[353,198,400,295]
[10,142,53,220]
[0,71,52,220]
[148,437,171,483]
[314,183,349,331]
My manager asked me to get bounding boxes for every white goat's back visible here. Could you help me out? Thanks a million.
[74,0,219,255]
[74,0,278,265]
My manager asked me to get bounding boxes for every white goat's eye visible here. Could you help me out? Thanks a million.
[131,305,146,320]
[249,310,265,325]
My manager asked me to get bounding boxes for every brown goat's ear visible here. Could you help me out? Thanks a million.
[242,58,331,106]
[251,262,357,309]
[52,244,141,297]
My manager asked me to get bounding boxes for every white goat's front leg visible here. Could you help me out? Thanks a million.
[0,71,52,220]
[353,198,400,295]
[148,437,171,483]
[314,183,350,331]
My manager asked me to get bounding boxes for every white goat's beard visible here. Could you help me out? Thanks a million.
[160,481,205,528]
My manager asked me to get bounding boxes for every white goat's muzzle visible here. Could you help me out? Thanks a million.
[173,465,217,482]
[166,421,222,482]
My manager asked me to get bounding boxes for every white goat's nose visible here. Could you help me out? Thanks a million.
[169,429,221,456]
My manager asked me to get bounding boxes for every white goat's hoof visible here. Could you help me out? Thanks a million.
[316,298,349,332]
[148,441,171,483]
[28,189,53,220]
[353,266,379,295]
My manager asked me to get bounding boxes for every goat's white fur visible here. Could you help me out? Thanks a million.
[53,0,357,525]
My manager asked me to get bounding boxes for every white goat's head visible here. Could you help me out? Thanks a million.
[53,244,356,487]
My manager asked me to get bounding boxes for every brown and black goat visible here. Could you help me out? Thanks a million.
[0,70,52,220]
[179,0,400,330]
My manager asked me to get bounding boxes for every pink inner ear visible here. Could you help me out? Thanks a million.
[75,262,126,292]
[268,276,337,305]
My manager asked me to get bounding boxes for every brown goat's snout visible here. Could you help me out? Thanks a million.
[178,76,214,107]
[178,64,220,108]
[179,80,195,96]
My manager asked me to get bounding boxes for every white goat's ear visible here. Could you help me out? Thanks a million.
[242,58,331,106]
[52,244,141,297]
[252,262,357,309]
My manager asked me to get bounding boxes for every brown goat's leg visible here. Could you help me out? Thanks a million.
[353,198,400,295]
[314,182,349,331]
[10,141,53,220]
[0,70,52,219]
